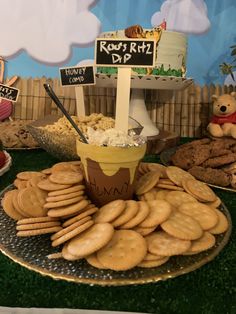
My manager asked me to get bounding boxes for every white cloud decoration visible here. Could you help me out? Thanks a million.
[0,0,101,64]
[151,0,210,34]
[224,73,236,86]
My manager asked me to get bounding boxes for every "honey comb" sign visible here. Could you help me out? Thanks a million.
[59,66,95,86]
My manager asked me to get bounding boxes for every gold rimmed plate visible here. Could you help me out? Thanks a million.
[0,185,232,286]
[160,147,236,193]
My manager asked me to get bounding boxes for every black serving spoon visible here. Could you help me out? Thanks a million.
[44,83,88,144]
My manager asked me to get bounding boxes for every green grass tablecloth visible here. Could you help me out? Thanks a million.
[0,149,235,314]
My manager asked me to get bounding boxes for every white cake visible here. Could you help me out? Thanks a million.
[97,25,187,77]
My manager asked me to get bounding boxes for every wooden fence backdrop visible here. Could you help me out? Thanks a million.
[10,77,236,138]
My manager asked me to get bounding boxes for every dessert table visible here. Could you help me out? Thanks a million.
[0,145,235,314]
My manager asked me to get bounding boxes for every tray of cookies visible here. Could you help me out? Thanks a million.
[160,138,236,192]
[0,120,40,150]
[0,162,231,286]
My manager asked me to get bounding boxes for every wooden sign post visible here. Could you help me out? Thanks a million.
[59,66,95,116]
[95,38,156,133]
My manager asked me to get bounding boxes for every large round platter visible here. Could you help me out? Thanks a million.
[160,147,236,193]
[0,185,232,286]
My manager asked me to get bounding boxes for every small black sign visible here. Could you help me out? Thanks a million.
[0,83,19,102]
[60,66,95,86]
[95,38,156,67]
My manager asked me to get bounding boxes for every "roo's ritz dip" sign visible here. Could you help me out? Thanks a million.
[95,38,156,67]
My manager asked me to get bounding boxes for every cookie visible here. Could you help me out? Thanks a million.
[138,162,150,175]
[97,230,147,271]
[86,253,108,269]
[146,231,191,256]
[17,171,45,181]
[146,163,167,178]
[155,190,170,200]
[51,162,81,173]
[12,190,30,218]
[135,171,160,195]
[138,256,169,268]
[111,200,139,227]
[171,145,210,170]
[37,179,71,191]
[51,220,94,247]
[181,179,199,199]
[67,223,114,258]
[166,166,195,187]
[17,128,38,147]
[47,252,63,259]
[158,179,175,186]
[17,225,62,237]
[206,197,221,208]
[133,226,156,236]
[165,191,197,208]
[138,199,172,228]
[201,153,236,168]
[47,184,85,197]
[1,190,25,220]
[94,200,126,223]
[47,199,89,217]
[13,178,28,190]
[62,206,98,227]
[44,195,85,209]
[46,190,85,203]
[139,162,167,178]
[208,209,229,234]
[41,168,52,175]
[119,201,150,229]
[184,232,216,254]
[161,211,203,240]
[178,202,218,230]
[182,179,217,202]
[17,216,59,225]
[17,187,48,217]
[49,171,83,185]
[27,176,47,188]
[141,188,158,201]
[143,252,166,261]
[188,166,231,187]
[155,184,184,191]
[62,242,80,261]
[51,216,93,241]
[16,220,61,231]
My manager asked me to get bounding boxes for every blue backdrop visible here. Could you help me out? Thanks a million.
[1,0,235,86]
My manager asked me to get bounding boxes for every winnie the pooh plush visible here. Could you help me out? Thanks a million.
[207,92,236,138]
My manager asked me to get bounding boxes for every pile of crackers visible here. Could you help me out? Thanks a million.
[1,161,229,271]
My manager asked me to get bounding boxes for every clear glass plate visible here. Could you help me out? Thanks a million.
[0,185,232,286]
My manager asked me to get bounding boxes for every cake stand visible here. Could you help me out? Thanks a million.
[95,74,193,154]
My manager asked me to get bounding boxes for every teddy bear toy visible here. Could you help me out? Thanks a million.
[207,92,236,139]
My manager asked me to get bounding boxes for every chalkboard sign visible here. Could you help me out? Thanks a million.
[0,83,19,102]
[59,66,95,86]
[95,38,156,67]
